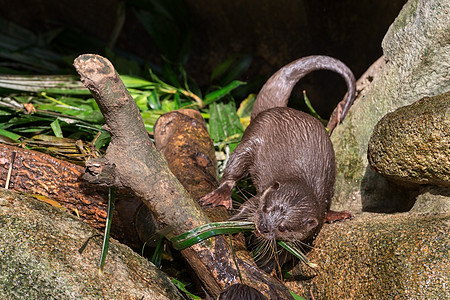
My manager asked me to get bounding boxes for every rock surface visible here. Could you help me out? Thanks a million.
[287,212,450,300]
[330,0,450,213]
[0,189,183,300]
[410,187,450,214]
[368,91,450,187]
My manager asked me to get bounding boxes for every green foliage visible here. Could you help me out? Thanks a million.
[290,291,307,300]
[50,118,63,137]
[278,241,318,269]
[208,101,244,152]
[302,90,328,126]
[99,187,116,274]
[0,0,254,162]
[204,80,246,106]
[171,278,201,300]
[150,235,165,267]
[170,221,255,250]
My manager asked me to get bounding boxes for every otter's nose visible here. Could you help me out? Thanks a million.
[258,222,270,234]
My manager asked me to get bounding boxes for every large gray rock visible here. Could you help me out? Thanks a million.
[331,0,450,212]
[0,189,183,300]
[368,91,450,188]
[410,187,450,213]
[287,212,450,300]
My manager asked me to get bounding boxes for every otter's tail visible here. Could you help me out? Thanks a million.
[251,55,356,122]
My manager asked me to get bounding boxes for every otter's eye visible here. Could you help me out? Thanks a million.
[278,225,286,232]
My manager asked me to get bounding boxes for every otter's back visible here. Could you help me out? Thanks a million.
[244,107,336,205]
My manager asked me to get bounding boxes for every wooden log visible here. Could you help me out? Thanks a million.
[153,109,230,222]
[0,143,145,249]
[154,109,218,201]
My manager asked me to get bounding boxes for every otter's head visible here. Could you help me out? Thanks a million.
[231,180,324,243]
[254,181,324,243]
[230,180,325,270]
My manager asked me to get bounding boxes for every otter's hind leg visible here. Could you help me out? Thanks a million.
[324,210,354,223]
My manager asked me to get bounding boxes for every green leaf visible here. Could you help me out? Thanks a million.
[93,131,111,149]
[290,291,307,300]
[150,235,165,267]
[170,221,255,250]
[173,92,181,109]
[147,90,161,110]
[50,118,63,137]
[161,98,178,112]
[171,278,201,300]
[236,94,256,119]
[303,90,327,125]
[120,75,155,89]
[278,241,318,269]
[204,80,246,105]
[208,101,243,152]
[0,75,90,95]
[140,110,166,134]
[0,128,21,141]
[134,93,150,111]
[99,187,116,273]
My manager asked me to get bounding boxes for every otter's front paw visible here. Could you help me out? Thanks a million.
[198,181,234,209]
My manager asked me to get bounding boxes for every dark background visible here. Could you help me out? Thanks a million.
[0,0,407,118]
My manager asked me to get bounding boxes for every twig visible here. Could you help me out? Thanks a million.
[5,151,16,189]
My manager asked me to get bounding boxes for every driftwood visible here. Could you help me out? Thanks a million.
[153,109,218,201]
[153,109,231,222]
[74,54,293,299]
[0,143,145,249]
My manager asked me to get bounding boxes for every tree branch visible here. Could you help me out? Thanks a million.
[73,54,293,299]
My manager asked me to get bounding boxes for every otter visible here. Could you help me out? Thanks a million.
[199,55,355,269]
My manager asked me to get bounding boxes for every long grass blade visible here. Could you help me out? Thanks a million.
[99,187,116,274]
[204,80,246,105]
[50,118,63,137]
[171,278,201,300]
[278,241,318,269]
[0,75,90,95]
[170,221,255,250]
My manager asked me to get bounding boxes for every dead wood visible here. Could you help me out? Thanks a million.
[153,109,229,222]
[74,54,293,299]
[0,143,145,249]
[154,109,218,201]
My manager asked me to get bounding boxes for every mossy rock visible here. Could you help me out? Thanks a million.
[0,189,183,299]
[368,91,450,188]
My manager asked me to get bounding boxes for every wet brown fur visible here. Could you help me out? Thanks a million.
[199,55,356,270]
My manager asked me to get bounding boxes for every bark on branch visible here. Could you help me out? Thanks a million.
[73,54,293,299]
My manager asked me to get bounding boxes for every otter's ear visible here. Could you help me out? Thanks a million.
[305,218,319,231]
[260,182,279,201]
[272,181,280,190]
